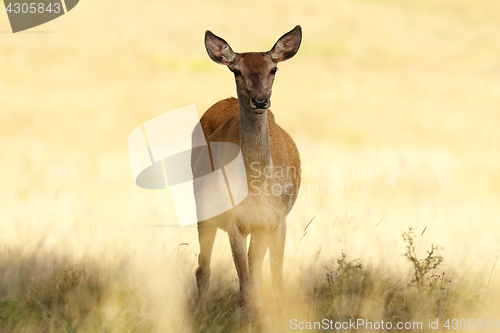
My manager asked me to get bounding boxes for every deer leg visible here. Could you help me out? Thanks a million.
[228,225,250,307]
[248,231,268,296]
[268,222,286,294]
[196,223,217,299]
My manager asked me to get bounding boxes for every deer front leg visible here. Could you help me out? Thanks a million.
[196,223,217,300]
[228,225,250,307]
[268,222,286,295]
[248,230,268,297]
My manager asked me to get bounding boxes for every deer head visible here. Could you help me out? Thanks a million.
[204,26,302,114]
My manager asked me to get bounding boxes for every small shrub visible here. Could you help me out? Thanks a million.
[402,227,443,285]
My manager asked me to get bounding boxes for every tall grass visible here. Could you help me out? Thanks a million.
[0,231,488,332]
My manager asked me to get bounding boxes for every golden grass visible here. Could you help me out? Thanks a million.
[1,0,499,331]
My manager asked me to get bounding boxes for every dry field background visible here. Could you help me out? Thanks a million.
[1,0,499,331]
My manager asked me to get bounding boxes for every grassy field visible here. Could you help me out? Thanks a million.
[1,0,499,331]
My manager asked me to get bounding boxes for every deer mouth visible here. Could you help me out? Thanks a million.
[251,108,267,114]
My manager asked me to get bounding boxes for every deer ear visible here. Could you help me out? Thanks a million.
[269,25,302,62]
[205,31,237,65]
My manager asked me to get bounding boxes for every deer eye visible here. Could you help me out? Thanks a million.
[231,68,242,77]
[270,67,278,75]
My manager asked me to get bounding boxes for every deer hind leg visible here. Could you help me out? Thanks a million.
[268,222,286,295]
[196,223,217,299]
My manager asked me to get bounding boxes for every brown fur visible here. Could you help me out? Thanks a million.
[200,97,301,208]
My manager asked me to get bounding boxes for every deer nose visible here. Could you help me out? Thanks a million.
[251,96,269,109]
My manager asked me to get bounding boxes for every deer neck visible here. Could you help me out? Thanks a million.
[239,104,272,174]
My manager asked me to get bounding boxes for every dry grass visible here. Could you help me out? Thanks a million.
[1,0,499,331]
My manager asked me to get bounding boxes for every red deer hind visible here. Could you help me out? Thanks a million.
[193,26,302,308]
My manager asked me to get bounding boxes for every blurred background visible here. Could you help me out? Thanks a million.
[1,0,499,331]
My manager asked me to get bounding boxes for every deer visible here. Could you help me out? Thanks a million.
[192,26,302,309]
